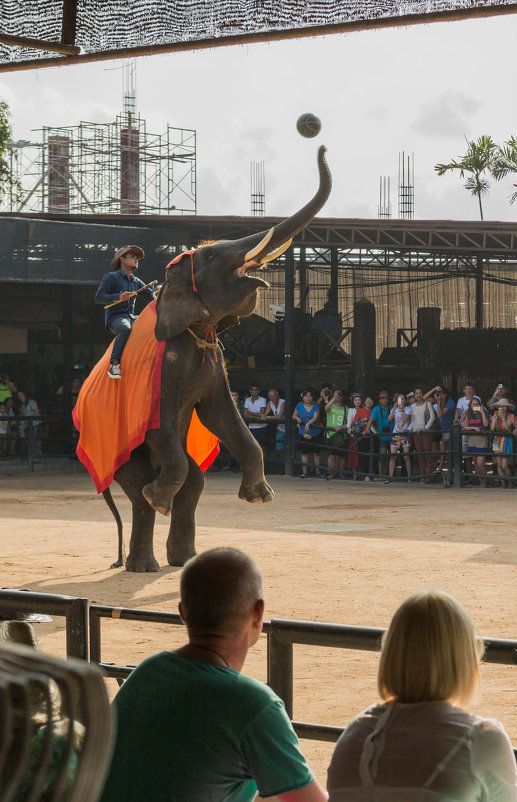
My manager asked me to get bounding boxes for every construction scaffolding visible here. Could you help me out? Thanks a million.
[4,113,197,216]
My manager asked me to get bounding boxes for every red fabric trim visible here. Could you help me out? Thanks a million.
[165,249,196,269]
[199,443,220,472]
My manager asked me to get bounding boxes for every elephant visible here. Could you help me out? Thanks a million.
[103,146,331,572]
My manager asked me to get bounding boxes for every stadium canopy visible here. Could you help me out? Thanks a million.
[1,0,517,72]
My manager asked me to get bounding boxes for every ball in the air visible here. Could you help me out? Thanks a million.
[296,113,322,138]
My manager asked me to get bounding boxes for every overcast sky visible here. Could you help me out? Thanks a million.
[1,13,517,222]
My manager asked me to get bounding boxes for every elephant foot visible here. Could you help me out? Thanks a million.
[142,481,172,516]
[167,543,196,567]
[238,477,275,504]
[125,554,160,573]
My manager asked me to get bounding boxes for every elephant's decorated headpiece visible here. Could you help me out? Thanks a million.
[165,249,199,293]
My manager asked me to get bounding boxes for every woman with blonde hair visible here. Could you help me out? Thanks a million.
[327,590,517,800]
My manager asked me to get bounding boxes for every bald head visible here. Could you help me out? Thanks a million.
[180,548,263,636]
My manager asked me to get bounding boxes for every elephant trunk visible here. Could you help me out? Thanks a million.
[239,146,331,264]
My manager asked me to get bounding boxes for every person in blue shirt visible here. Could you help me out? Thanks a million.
[95,245,157,379]
[427,385,456,475]
[366,390,394,478]
[292,389,324,478]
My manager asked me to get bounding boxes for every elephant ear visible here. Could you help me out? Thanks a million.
[154,253,211,341]
[216,315,240,333]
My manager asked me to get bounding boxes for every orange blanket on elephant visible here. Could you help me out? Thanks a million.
[72,302,219,492]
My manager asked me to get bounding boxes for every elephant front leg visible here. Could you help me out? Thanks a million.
[167,455,204,566]
[142,428,189,516]
[196,398,274,504]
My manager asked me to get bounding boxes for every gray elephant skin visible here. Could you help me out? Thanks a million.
[103,146,331,572]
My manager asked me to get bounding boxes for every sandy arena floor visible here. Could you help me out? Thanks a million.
[2,468,516,786]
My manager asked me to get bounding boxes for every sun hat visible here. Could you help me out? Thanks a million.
[111,245,145,269]
[495,398,514,410]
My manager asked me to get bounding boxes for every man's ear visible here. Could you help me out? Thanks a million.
[252,599,264,629]
[178,601,186,624]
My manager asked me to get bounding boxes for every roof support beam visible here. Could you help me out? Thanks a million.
[0,32,80,55]
[61,0,78,46]
[0,2,517,72]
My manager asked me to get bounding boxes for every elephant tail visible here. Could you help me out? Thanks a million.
[102,487,125,568]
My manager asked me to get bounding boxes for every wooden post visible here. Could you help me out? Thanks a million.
[475,257,484,329]
[352,299,376,395]
[417,307,441,367]
[329,247,338,311]
[284,248,296,476]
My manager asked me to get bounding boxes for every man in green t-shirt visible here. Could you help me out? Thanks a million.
[100,548,327,802]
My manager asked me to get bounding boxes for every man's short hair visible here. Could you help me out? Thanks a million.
[378,590,483,706]
[180,548,263,635]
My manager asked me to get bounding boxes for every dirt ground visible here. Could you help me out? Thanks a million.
[2,467,516,786]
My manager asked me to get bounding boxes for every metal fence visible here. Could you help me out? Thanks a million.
[288,423,517,488]
[88,602,517,745]
[1,590,516,752]
[0,414,77,470]
[0,589,88,660]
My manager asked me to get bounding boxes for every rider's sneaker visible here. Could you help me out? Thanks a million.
[107,363,121,379]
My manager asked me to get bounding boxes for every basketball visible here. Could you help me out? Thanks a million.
[296,113,322,138]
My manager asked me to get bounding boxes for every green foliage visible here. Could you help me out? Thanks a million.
[434,135,499,220]
[0,99,21,205]
[492,135,517,205]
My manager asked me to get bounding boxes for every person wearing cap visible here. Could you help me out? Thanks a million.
[95,245,156,379]
[490,398,515,487]
[366,391,393,478]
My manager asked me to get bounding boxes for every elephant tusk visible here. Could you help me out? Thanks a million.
[258,238,293,264]
[244,228,274,262]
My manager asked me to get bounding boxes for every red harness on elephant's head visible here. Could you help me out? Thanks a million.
[165,249,219,363]
[165,249,198,293]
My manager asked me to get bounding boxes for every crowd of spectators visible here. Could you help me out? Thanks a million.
[219,380,517,487]
[0,369,84,457]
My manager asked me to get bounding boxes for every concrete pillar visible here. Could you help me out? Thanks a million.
[417,306,441,367]
[352,298,376,395]
[48,135,70,213]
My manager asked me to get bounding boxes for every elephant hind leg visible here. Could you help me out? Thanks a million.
[167,455,204,567]
[115,449,159,573]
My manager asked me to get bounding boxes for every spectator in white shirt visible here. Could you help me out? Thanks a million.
[409,387,436,481]
[454,382,481,479]
[243,385,268,457]
[261,388,285,454]
[327,590,517,801]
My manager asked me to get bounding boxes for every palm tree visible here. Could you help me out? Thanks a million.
[492,135,517,205]
[435,135,498,220]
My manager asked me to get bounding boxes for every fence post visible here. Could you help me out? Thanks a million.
[27,418,34,472]
[89,608,102,663]
[452,425,462,488]
[66,597,89,660]
[268,621,293,718]
[284,248,296,476]
[368,432,374,476]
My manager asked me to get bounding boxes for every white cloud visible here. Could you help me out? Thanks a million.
[411,91,482,139]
